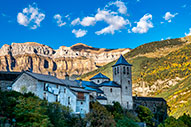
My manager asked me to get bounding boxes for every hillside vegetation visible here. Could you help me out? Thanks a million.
[79,36,191,118]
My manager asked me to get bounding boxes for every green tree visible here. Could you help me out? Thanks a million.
[158,116,188,127]
[14,96,52,127]
[136,105,154,127]
[86,101,116,127]
[178,113,191,127]
[116,117,138,127]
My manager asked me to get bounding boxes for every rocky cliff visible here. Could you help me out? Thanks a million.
[0,42,130,79]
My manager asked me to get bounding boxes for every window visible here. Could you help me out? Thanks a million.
[125,86,128,89]
[127,102,129,109]
[64,88,66,93]
[114,68,116,75]
[97,80,100,83]
[56,95,58,102]
[81,102,83,105]
[117,67,119,73]
[43,92,46,100]
[128,80,130,85]
[123,66,126,74]
[68,97,70,105]
[110,88,113,93]
[127,67,129,75]
[44,83,48,91]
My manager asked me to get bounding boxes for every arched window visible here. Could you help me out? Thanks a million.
[97,80,100,83]
[117,67,119,73]
[126,67,129,75]
[114,68,116,75]
[110,88,112,93]
[123,66,126,74]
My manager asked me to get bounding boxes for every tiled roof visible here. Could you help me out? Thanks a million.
[133,96,166,102]
[112,55,132,67]
[0,71,21,81]
[60,79,80,87]
[84,87,104,93]
[100,81,121,87]
[89,73,110,80]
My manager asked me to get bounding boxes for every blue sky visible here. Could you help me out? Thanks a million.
[0,0,191,49]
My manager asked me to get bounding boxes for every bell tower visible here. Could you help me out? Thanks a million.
[112,55,133,109]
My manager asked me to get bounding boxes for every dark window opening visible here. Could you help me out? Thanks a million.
[128,80,130,85]
[97,80,100,83]
[56,95,58,102]
[117,67,119,73]
[127,67,129,75]
[43,92,46,100]
[64,88,66,93]
[114,68,116,75]
[125,86,128,89]
[110,88,112,93]
[81,102,83,105]
[123,66,126,74]
[68,97,70,105]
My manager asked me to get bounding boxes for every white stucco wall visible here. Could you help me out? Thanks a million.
[76,93,90,114]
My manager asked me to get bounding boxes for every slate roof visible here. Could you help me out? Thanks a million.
[100,81,121,87]
[89,73,110,80]
[60,79,80,87]
[0,71,21,81]
[97,96,107,100]
[25,71,63,85]
[112,55,132,67]
[70,87,90,93]
[76,80,100,87]
[84,87,104,93]
[133,96,166,102]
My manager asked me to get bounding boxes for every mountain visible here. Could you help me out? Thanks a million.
[79,36,191,118]
[0,42,130,79]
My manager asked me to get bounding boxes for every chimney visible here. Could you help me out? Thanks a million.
[65,72,69,80]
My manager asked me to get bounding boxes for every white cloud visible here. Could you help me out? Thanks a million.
[54,14,66,27]
[132,13,153,34]
[95,9,129,35]
[163,12,178,23]
[181,4,187,8]
[81,16,96,26]
[108,1,127,14]
[185,28,191,36]
[72,29,87,38]
[17,3,45,29]
[71,18,80,25]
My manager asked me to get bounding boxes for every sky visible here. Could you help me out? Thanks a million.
[0,0,191,49]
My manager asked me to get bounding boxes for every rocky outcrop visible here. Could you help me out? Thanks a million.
[0,42,130,79]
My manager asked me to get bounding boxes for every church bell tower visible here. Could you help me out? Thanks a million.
[112,55,133,109]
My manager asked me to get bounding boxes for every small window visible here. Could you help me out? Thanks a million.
[64,88,66,93]
[128,80,130,85]
[127,102,129,108]
[127,67,129,75]
[123,66,126,74]
[110,88,112,93]
[97,80,100,83]
[114,68,116,75]
[125,86,128,89]
[81,102,83,105]
[117,67,119,73]
[56,95,58,102]
[68,97,70,105]
[43,92,46,100]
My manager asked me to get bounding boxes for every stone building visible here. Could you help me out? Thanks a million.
[11,71,90,115]
[0,71,21,91]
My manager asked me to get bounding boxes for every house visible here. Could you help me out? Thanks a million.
[11,71,90,115]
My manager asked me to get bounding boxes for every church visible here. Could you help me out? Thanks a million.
[7,55,166,115]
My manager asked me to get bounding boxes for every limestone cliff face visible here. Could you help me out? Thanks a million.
[0,42,130,79]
